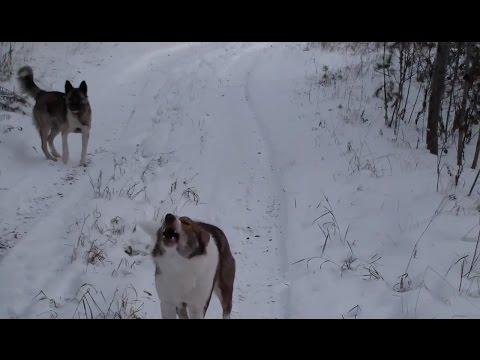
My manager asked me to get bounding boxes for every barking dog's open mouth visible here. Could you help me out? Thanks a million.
[163,229,179,247]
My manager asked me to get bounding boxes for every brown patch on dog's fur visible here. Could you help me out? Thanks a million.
[179,216,210,258]
[196,221,236,318]
[178,216,235,318]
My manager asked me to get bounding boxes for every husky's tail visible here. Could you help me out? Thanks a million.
[17,66,43,99]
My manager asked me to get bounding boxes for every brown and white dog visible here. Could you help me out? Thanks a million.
[139,213,236,319]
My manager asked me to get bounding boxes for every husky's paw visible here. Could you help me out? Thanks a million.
[49,157,58,162]
[62,155,69,164]
[79,161,87,167]
[52,151,61,158]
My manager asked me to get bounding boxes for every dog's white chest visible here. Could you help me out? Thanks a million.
[67,111,86,133]
[154,242,219,304]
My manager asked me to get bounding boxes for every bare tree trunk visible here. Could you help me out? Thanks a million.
[401,44,414,122]
[456,44,473,164]
[456,91,469,167]
[455,43,474,185]
[445,43,461,143]
[389,43,405,130]
[391,43,408,136]
[383,42,389,126]
[468,168,480,196]
[472,130,480,169]
[470,86,480,168]
[426,42,451,155]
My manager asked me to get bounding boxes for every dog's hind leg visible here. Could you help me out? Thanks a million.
[47,126,61,158]
[214,286,232,319]
[39,126,57,161]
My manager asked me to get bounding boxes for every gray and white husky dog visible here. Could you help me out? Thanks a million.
[17,66,92,166]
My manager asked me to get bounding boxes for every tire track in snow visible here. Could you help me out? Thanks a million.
[198,42,289,318]
[243,49,291,319]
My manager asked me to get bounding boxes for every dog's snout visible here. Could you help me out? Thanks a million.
[165,213,176,224]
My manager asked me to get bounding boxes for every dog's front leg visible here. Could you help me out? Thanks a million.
[188,306,206,319]
[160,302,177,319]
[61,131,69,164]
[176,303,189,319]
[79,127,90,167]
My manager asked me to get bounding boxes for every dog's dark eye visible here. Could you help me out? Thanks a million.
[163,229,179,239]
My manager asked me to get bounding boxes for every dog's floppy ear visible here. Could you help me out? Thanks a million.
[79,81,87,96]
[138,221,160,242]
[180,216,210,247]
[179,216,194,226]
[65,80,73,94]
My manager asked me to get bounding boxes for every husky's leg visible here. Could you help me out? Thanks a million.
[39,126,56,161]
[79,127,90,167]
[61,130,69,164]
[48,127,61,158]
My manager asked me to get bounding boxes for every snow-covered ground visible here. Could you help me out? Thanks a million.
[1,42,480,318]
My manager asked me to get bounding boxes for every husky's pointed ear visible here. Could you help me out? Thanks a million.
[138,221,160,241]
[79,81,87,96]
[65,80,73,94]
